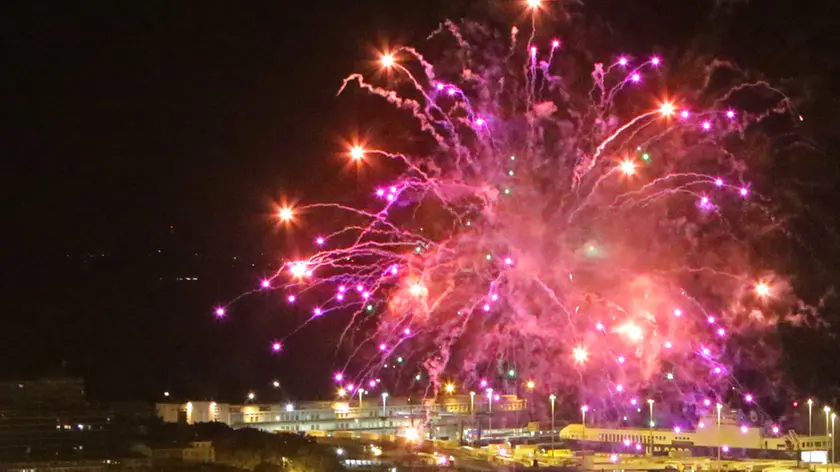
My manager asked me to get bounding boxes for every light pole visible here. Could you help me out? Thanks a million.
[648,399,655,455]
[826,406,832,439]
[470,391,475,417]
[358,388,364,410]
[809,399,814,437]
[487,389,494,431]
[717,403,723,469]
[549,394,556,458]
[581,405,589,435]
[381,392,388,417]
[831,413,837,470]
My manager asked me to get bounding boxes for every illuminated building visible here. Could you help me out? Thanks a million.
[558,409,830,461]
[156,394,526,440]
[0,377,128,461]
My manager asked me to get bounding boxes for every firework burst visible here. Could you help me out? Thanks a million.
[222,5,803,425]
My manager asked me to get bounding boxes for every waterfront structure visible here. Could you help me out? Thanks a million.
[156,394,527,440]
[559,409,830,461]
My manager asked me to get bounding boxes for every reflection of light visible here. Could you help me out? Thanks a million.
[403,427,420,441]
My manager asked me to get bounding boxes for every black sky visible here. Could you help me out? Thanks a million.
[3,0,840,404]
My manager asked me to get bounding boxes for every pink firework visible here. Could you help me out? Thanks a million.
[221,13,799,418]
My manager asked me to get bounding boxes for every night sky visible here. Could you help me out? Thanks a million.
[4,0,840,404]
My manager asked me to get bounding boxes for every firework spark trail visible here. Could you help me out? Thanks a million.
[219,7,808,431]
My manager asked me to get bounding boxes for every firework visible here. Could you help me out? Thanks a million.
[221,3,801,426]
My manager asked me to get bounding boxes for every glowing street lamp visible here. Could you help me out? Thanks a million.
[716,403,723,468]
[831,413,837,470]
[827,406,832,437]
[272,380,280,388]
[809,399,814,437]
[381,392,389,417]
[487,388,494,430]
[549,394,557,457]
[444,383,455,395]
[470,391,476,419]
[247,392,255,401]
[359,388,365,409]
[580,404,589,441]
[337,388,347,398]
[648,399,655,454]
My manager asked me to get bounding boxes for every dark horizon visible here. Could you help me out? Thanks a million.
[4,0,840,406]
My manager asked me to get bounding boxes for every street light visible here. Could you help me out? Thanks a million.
[359,388,365,410]
[470,391,476,417]
[487,389,494,430]
[716,403,723,469]
[381,392,389,417]
[648,399,655,455]
[445,383,455,395]
[832,412,836,469]
[549,394,557,458]
[248,392,255,401]
[580,404,589,446]
[272,380,280,388]
[826,406,832,438]
[809,399,814,437]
